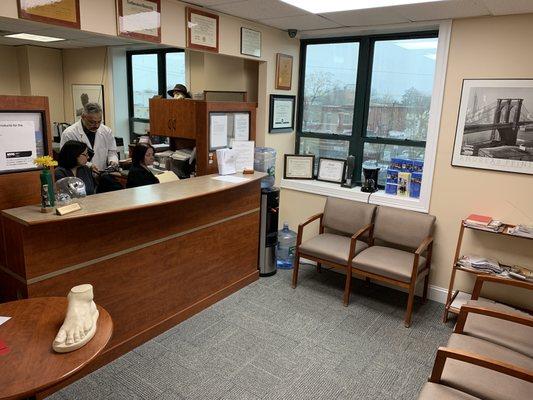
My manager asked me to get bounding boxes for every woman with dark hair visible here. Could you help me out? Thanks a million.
[55,140,96,195]
[126,144,159,188]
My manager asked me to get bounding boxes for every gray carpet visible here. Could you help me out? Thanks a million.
[48,267,454,400]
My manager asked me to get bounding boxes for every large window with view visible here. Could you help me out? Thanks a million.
[297,32,438,189]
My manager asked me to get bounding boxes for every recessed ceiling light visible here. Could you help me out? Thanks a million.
[280,0,445,14]
[4,33,65,42]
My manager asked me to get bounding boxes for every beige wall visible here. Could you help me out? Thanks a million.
[280,13,533,307]
[0,45,21,95]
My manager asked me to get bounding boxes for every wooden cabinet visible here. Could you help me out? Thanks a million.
[149,99,257,176]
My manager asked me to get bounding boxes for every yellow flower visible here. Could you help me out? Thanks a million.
[34,155,58,168]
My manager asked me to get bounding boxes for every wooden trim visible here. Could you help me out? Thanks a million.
[186,7,219,53]
[472,274,533,300]
[455,304,533,333]
[17,0,80,29]
[117,0,161,43]
[415,236,433,255]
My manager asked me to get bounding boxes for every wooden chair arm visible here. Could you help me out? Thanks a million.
[348,223,374,262]
[297,212,323,246]
[415,236,434,256]
[471,274,533,300]
[455,304,533,333]
[429,347,533,384]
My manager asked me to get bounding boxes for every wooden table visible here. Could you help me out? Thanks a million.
[0,297,112,400]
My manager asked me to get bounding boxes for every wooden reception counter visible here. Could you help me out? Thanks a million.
[0,172,263,366]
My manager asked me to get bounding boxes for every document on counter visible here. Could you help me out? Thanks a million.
[212,175,250,183]
[0,120,37,172]
[233,140,255,172]
[209,114,228,149]
[156,171,179,183]
[0,316,11,326]
[233,113,250,141]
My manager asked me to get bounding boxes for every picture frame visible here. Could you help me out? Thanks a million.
[117,0,161,43]
[240,27,261,58]
[269,94,295,133]
[72,84,105,123]
[186,7,219,53]
[317,157,346,184]
[17,0,80,29]
[275,53,293,90]
[284,154,315,180]
[452,79,533,175]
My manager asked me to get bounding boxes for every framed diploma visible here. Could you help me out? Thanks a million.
[186,7,219,53]
[284,155,315,180]
[269,94,295,133]
[17,0,80,29]
[117,0,161,43]
[317,158,346,184]
[275,53,293,90]
[241,27,261,58]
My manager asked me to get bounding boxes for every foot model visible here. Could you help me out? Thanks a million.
[53,284,99,353]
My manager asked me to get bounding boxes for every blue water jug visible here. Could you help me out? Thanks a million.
[276,222,297,269]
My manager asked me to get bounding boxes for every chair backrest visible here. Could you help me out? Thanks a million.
[323,197,377,236]
[373,206,435,250]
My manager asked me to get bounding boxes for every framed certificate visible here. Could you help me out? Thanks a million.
[117,0,161,43]
[269,95,295,133]
[284,154,315,180]
[275,53,293,90]
[186,7,219,53]
[17,0,80,29]
[317,158,346,184]
[241,27,261,58]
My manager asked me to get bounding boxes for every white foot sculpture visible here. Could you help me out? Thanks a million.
[53,284,99,353]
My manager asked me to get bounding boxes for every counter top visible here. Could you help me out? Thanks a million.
[2,172,265,226]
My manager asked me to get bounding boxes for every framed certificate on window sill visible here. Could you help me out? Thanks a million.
[284,154,314,180]
[317,158,346,184]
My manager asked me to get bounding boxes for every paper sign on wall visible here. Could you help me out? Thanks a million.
[0,121,37,172]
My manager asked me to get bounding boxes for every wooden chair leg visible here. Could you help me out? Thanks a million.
[404,283,416,327]
[422,274,429,303]
[364,277,371,287]
[316,262,322,273]
[291,252,300,289]
[343,265,352,306]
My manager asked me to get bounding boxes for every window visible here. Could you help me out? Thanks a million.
[297,32,438,186]
[127,49,186,139]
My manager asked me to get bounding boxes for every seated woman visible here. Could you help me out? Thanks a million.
[55,140,96,195]
[126,144,159,188]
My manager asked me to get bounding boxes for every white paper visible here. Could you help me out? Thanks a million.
[318,159,344,182]
[233,113,250,141]
[210,115,228,149]
[190,13,217,48]
[0,120,37,172]
[233,141,255,172]
[216,148,236,175]
[241,28,261,57]
[212,175,249,183]
[0,316,11,326]
[272,99,293,129]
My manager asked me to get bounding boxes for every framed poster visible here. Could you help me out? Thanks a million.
[452,79,533,175]
[186,7,219,53]
[284,154,314,180]
[17,0,80,29]
[275,53,293,90]
[269,95,295,133]
[117,0,161,43]
[241,27,261,58]
[317,157,346,184]
[72,84,105,123]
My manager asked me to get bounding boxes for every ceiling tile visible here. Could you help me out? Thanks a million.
[320,8,409,27]
[482,0,533,15]
[396,0,490,21]
[212,0,309,21]
[259,14,342,30]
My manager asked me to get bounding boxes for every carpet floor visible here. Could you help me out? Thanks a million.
[48,267,454,400]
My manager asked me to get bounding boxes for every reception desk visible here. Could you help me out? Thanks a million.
[0,173,263,373]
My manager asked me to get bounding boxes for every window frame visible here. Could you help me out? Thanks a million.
[296,30,439,187]
[126,48,185,138]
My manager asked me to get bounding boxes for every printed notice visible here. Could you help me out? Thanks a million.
[210,115,228,149]
[233,113,250,141]
[233,140,255,172]
[0,121,37,172]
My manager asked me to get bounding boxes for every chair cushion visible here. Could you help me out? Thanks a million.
[351,246,427,283]
[462,300,533,358]
[374,206,435,249]
[441,333,533,400]
[299,233,368,265]
[418,383,481,400]
[323,197,377,236]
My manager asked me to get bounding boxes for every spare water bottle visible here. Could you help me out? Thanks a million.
[276,222,297,269]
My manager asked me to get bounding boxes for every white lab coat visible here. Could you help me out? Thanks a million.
[60,120,118,171]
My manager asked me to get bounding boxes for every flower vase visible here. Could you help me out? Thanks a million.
[40,169,55,212]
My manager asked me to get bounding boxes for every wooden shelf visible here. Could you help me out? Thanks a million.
[445,290,494,315]
[463,222,533,240]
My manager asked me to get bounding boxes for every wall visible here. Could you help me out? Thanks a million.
[0,45,21,95]
[280,13,533,308]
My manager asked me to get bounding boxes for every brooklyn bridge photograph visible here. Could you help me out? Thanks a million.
[452,79,533,174]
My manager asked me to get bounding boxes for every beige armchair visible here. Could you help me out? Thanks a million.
[350,206,435,327]
[291,197,377,305]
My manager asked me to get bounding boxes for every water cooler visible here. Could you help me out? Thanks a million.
[259,187,279,276]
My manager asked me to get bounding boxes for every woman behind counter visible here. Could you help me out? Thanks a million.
[126,144,159,188]
[55,140,96,195]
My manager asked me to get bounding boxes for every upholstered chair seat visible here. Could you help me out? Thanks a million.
[299,233,368,265]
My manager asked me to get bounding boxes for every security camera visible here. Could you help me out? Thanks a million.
[287,29,297,38]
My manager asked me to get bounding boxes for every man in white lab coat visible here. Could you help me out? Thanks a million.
[60,103,118,172]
